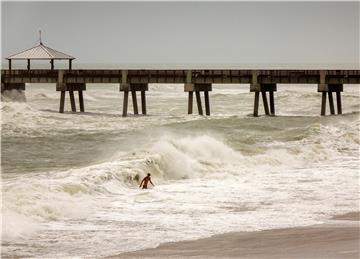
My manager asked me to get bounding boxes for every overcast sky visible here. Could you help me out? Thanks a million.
[1,1,359,68]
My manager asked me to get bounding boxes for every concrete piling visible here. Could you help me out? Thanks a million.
[78,91,85,112]
[261,91,270,116]
[188,91,193,114]
[336,91,342,114]
[59,91,65,113]
[195,91,203,115]
[269,91,275,116]
[131,90,139,115]
[120,83,148,117]
[204,91,210,116]
[318,84,343,116]
[69,91,76,112]
[184,83,212,116]
[122,91,129,117]
[321,92,327,116]
[253,91,260,117]
[328,92,335,115]
[251,83,277,117]
[141,91,147,115]
[56,82,86,113]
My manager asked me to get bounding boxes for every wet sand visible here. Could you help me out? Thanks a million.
[110,212,360,259]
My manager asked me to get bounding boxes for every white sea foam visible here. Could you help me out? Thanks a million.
[1,83,359,257]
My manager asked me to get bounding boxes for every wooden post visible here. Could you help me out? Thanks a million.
[261,91,270,115]
[69,60,72,71]
[321,92,327,116]
[253,92,260,117]
[328,92,335,115]
[59,91,65,113]
[27,59,30,70]
[122,91,129,117]
[195,91,203,115]
[269,91,275,116]
[336,91,342,115]
[51,59,54,70]
[204,91,210,116]
[131,90,139,115]
[141,90,146,115]
[188,91,193,114]
[69,91,76,112]
[78,91,85,112]
[8,59,11,71]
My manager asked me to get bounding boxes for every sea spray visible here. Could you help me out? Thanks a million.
[2,83,359,257]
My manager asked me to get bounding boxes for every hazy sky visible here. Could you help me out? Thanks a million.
[1,1,359,67]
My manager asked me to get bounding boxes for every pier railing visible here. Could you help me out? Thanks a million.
[2,69,360,84]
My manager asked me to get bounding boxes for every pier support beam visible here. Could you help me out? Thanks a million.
[78,90,85,112]
[253,92,260,117]
[56,83,86,113]
[250,83,277,117]
[188,91,193,114]
[131,90,139,115]
[141,91,147,115]
[184,83,212,116]
[120,83,148,117]
[336,91,342,115]
[318,84,343,116]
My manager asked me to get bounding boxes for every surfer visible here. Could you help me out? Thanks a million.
[139,173,154,189]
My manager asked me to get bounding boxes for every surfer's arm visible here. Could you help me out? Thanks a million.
[150,180,154,186]
[139,179,144,188]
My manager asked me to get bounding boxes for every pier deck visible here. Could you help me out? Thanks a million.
[1,69,360,84]
[1,69,360,117]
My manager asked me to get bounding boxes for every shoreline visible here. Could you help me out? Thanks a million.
[109,212,360,259]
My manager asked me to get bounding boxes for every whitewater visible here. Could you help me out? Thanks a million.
[1,83,359,257]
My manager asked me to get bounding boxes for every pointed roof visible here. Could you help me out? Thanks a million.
[7,43,75,60]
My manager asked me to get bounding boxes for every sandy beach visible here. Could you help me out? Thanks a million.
[112,212,360,259]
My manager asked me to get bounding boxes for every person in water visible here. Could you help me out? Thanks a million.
[139,173,154,189]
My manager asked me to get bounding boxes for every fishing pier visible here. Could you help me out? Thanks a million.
[2,68,359,116]
[1,37,359,116]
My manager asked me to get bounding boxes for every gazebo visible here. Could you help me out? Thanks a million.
[6,32,75,70]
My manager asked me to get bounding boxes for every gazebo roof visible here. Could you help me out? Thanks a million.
[7,42,75,60]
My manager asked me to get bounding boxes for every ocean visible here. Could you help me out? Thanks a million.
[1,83,359,257]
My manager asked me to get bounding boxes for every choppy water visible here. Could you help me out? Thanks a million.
[1,83,359,258]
